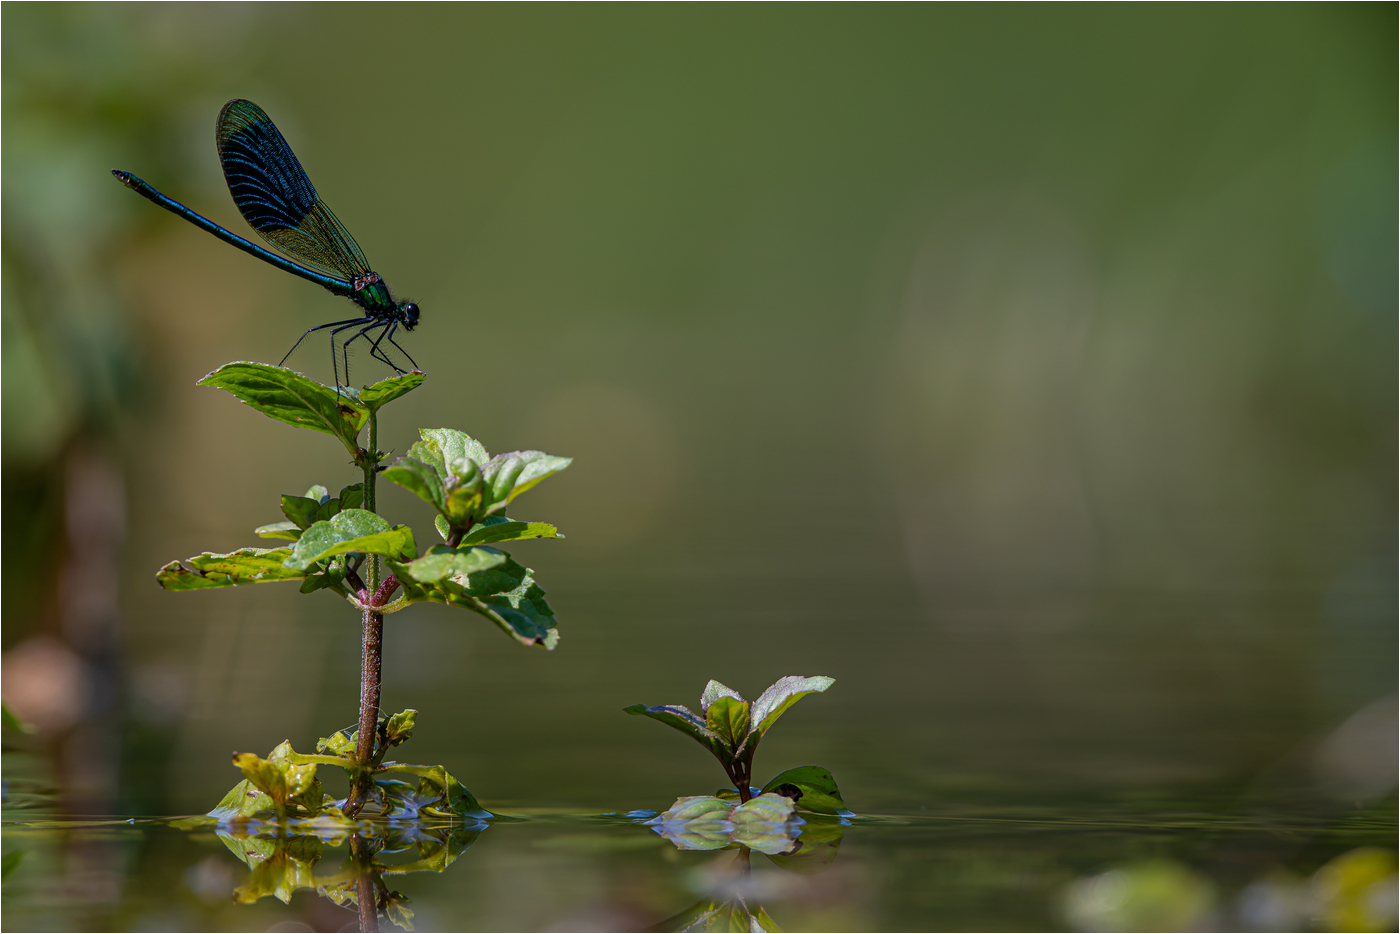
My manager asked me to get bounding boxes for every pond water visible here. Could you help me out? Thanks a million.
[2,797,1395,931]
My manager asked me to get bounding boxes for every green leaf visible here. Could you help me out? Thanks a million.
[208,778,273,821]
[473,567,559,648]
[384,893,415,931]
[493,450,572,504]
[312,497,341,523]
[391,553,559,648]
[655,796,734,822]
[441,461,486,524]
[232,740,319,812]
[434,514,451,541]
[384,709,417,746]
[750,675,835,735]
[255,521,301,541]
[198,362,366,454]
[386,431,566,532]
[705,696,752,749]
[624,704,724,756]
[304,484,330,503]
[760,765,851,816]
[373,763,492,820]
[458,554,529,598]
[284,509,417,571]
[298,555,349,595]
[316,731,355,757]
[157,548,305,591]
[394,545,507,583]
[418,428,490,473]
[460,518,562,545]
[646,796,737,852]
[382,456,446,513]
[280,494,323,530]
[338,482,365,510]
[701,680,746,712]
[356,371,424,411]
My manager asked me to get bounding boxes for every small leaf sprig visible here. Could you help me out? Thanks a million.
[626,675,849,813]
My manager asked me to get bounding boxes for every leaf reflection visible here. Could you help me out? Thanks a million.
[645,800,848,932]
[217,820,486,931]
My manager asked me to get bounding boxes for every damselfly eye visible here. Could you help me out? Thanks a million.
[401,302,420,329]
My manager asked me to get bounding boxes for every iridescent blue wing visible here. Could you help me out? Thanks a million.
[215,99,371,281]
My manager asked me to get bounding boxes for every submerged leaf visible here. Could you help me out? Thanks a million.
[198,362,366,454]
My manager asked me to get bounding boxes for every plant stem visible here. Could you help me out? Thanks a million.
[350,409,384,816]
[350,834,379,933]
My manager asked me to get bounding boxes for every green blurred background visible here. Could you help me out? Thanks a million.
[3,3,1395,824]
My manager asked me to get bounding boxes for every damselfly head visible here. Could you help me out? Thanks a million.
[398,302,420,330]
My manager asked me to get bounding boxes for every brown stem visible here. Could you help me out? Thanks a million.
[345,607,383,817]
[351,835,379,933]
[345,412,384,818]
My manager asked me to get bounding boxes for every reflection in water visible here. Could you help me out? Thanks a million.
[643,794,848,932]
[216,819,486,931]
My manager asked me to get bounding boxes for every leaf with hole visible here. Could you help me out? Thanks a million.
[157,548,305,591]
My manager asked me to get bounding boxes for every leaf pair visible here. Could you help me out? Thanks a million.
[383,428,570,537]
